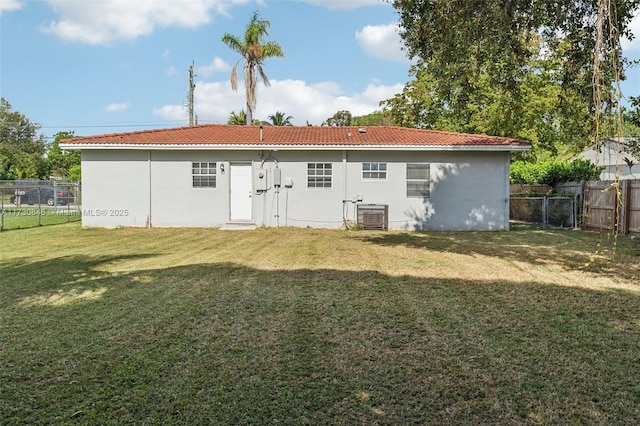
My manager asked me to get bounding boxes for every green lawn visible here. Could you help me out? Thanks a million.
[1,223,639,424]
[1,206,80,230]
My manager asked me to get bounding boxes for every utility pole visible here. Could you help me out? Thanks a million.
[188,61,196,126]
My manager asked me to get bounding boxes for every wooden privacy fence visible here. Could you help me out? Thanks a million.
[580,179,640,235]
[511,180,640,235]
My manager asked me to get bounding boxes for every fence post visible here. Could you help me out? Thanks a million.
[543,196,548,228]
[580,181,586,230]
[1,186,4,231]
[574,193,579,229]
[620,180,630,235]
[66,182,70,222]
[38,185,42,227]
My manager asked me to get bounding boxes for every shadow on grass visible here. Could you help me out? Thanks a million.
[0,254,158,306]
[2,254,640,424]
[353,227,640,280]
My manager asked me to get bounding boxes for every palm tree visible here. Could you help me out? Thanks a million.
[227,110,247,125]
[265,111,293,126]
[221,11,284,126]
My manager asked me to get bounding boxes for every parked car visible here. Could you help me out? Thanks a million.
[10,187,75,206]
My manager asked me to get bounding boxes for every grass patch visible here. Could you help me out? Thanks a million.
[1,224,639,424]
[1,207,80,231]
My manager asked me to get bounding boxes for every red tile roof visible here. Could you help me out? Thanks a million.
[60,124,530,149]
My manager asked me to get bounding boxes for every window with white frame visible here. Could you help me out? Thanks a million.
[307,163,332,188]
[362,162,387,180]
[406,163,430,198]
[192,162,216,188]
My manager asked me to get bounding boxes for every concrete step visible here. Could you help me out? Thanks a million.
[219,222,257,231]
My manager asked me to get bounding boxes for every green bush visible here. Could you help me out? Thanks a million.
[510,159,603,186]
[68,164,81,182]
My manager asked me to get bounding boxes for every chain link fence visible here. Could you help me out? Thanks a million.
[0,180,81,231]
[510,195,578,229]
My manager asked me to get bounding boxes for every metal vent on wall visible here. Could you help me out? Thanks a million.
[357,204,389,230]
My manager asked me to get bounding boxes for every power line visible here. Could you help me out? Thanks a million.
[40,121,188,129]
[37,119,229,139]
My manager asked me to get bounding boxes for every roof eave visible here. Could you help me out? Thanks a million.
[59,143,531,152]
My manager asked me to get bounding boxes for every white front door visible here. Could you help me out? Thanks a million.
[230,163,252,221]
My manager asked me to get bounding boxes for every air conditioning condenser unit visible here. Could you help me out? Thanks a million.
[357,204,388,230]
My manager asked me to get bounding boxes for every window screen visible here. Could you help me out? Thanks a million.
[406,163,430,198]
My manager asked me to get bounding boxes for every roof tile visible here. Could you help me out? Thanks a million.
[60,124,530,148]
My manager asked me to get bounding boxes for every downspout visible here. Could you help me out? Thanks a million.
[505,151,510,230]
[148,150,152,228]
[343,150,348,203]
[343,150,348,227]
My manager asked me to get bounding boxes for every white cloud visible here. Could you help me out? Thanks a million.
[154,78,403,125]
[154,104,189,121]
[197,57,231,77]
[622,12,640,51]
[0,0,23,14]
[297,0,384,11]
[104,102,131,112]
[356,22,410,63]
[42,0,247,45]
[310,81,342,95]
[166,66,179,77]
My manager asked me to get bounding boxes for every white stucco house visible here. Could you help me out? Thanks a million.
[573,137,640,180]
[60,125,530,231]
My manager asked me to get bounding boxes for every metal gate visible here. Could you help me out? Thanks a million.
[510,195,578,229]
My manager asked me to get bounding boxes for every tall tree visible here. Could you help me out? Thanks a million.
[323,110,352,127]
[382,37,593,159]
[227,110,248,125]
[221,11,284,126]
[389,0,639,155]
[47,131,80,179]
[393,0,637,93]
[352,110,395,126]
[624,96,640,159]
[227,110,260,125]
[0,98,47,179]
[264,111,293,126]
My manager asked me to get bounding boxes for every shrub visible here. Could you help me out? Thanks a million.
[510,159,603,186]
[68,165,81,182]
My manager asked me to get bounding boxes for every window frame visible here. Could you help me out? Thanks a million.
[192,161,217,188]
[406,163,431,198]
[362,162,388,180]
[307,162,333,189]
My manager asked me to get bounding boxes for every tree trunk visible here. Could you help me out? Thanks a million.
[246,103,253,125]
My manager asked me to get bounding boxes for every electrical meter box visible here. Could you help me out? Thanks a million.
[255,169,268,191]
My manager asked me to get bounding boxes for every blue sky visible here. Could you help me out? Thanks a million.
[1,0,639,143]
